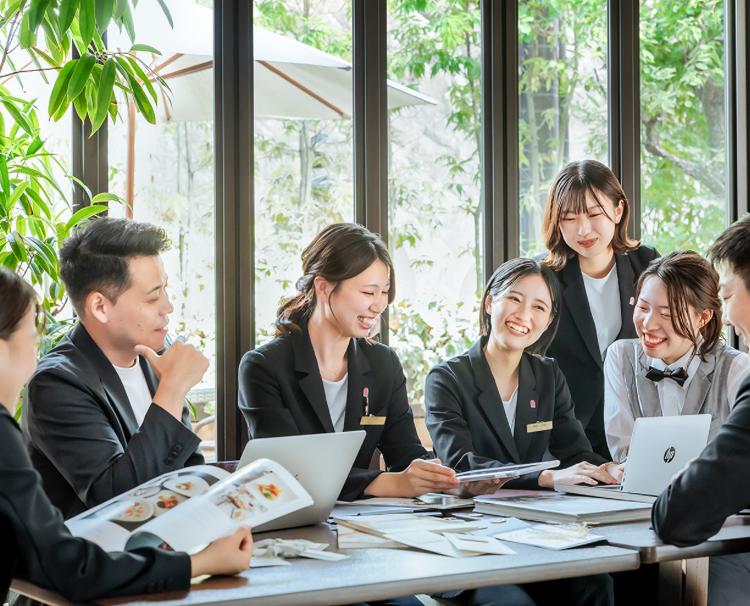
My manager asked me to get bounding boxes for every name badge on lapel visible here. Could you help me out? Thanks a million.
[360,387,386,426]
[526,420,553,433]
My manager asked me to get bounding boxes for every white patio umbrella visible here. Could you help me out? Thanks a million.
[109,0,435,120]
[109,0,435,211]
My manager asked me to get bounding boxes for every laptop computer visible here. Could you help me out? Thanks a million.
[237,430,366,531]
[557,414,712,503]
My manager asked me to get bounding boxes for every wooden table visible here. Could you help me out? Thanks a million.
[12,522,639,606]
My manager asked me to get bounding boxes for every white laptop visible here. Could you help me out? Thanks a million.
[237,430,366,531]
[557,414,712,503]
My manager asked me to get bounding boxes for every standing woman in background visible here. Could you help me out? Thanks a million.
[541,160,659,459]
[0,267,252,604]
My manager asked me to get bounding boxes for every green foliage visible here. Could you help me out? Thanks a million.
[0,0,167,413]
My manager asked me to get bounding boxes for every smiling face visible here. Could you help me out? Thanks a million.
[717,262,750,343]
[485,274,554,353]
[84,255,174,356]
[316,259,391,339]
[633,276,706,365]
[558,190,623,261]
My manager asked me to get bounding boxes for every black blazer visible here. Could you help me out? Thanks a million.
[546,245,659,459]
[425,338,605,488]
[23,323,203,518]
[238,326,428,500]
[0,407,190,603]
[652,375,750,546]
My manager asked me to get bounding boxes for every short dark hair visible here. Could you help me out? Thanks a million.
[276,223,395,336]
[480,257,562,355]
[60,218,170,314]
[707,214,750,291]
[0,267,39,340]
[636,251,722,359]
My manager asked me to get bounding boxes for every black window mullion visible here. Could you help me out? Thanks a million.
[71,42,108,212]
[607,0,640,238]
[353,0,389,344]
[214,0,254,461]
[481,0,519,278]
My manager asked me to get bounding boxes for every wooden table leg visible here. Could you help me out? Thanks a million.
[658,560,683,606]
[684,557,709,606]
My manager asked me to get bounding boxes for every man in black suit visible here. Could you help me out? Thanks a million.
[652,215,750,604]
[23,218,208,518]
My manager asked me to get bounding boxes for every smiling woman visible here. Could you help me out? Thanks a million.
[238,223,460,504]
[540,160,660,460]
[603,251,750,463]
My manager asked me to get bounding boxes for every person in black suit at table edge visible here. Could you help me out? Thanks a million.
[541,160,659,460]
[426,258,619,606]
[23,218,208,518]
[653,215,750,606]
[0,267,253,604]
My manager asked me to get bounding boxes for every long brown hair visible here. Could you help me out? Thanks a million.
[542,160,639,270]
[635,251,723,359]
[275,223,395,336]
[0,267,39,340]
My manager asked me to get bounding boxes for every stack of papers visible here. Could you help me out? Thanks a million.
[474,493,651,524]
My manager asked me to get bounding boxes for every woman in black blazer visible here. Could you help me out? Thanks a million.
[0,268,252,604]
[425,258,618,606]
[541,160,659,459]
[239,223,459,502]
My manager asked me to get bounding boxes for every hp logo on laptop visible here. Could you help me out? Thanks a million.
[663,446,676,463]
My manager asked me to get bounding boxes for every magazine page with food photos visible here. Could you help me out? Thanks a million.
[65,459,312,555]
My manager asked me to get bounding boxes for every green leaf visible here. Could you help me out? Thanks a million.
[65,203,107,231]
[48,60,76,117]
[90,192,122,204]
[126,56,157,102]
[156,0,174,28]
[115,0,135,41]
[91,57,116,132]
[6,231,28,263]
[26,136,44,156]
[19,10,36,48]
[116,59,156,123]
[58,0,79,34]
[95,0,115,31]
[130,43,161,55]
[79,0,96,47]
[1,99,35,135]
[73,92,87,121]
[67,53,96,101]
[29,0,52,32]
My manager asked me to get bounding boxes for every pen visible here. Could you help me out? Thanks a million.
[362,387,369,417]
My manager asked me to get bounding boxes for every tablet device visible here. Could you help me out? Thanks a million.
[455,460,560,483]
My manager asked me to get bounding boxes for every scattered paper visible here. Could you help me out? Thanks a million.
[337,525,406,550]
[384,530,476,557]
[443,533,516,555]
[251,556,291,567]
[496,523,605,550]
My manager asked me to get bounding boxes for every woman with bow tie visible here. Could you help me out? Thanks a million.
[603,251,750,463]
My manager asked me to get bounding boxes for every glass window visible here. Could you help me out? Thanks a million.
[387,0,482,444]
[108,0,217,458]
[253,1,355,343]
[518,0,609,257]
[640,0,726,253]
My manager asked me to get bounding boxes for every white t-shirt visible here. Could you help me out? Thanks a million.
[582,265,622,358]
[322,374,348,433]
[502,387,519,436]
[113,360,153,426]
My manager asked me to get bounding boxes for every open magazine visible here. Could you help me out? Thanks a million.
[66,458,313,554]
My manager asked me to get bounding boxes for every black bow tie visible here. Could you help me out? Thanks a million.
[645,366,689,386]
